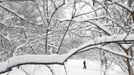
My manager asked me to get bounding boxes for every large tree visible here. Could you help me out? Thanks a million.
[0,0,134,75]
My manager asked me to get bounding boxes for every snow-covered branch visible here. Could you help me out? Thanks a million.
[64,34,134,60]
[0,34,134,74]
[0,54,65,74]
[76,46,131,59]
[95,46,131,58]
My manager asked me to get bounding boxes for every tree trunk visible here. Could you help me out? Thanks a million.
[126,58,132,75]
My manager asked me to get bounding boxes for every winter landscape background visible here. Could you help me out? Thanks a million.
[0,0,134,75]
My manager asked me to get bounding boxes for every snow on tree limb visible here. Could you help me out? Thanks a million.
[75,46,131,59]
[0,34,134,74]
[0,54,65,74]
[64,34,134,60]
[95,46,131,58]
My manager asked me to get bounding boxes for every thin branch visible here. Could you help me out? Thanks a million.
[56,19,73,53]
[49,0,65,27]
[35,3,47,28]
[32,65,37,75]
[74,2,115,18]
[45,29,48,54]
[56,1,76,54]
[63,63,67,75]
[35,2,48,54]
[96,46,131,58]
[117,62,127,73]
[13,41,29,56]
[82,20,112,35]
[0,4,38,31]
[45,0,49,54]
[51,0,57,9]
[96,1,112,18]
[20,67,31,75]
[24,33,38,55]
[46,65,56,75]
[107,57,114,69]
[106,17,127,33]
[76,45,131,59]
[82,1,98,16]
[115,2,132,12]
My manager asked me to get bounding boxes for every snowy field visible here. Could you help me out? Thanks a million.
[0,59,125,75]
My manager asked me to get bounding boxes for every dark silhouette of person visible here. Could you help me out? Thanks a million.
[83,60,87,69]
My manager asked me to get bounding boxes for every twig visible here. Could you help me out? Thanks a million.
[24,33,38,55]
[63,63,67,75]
[49,0,65,27]
[20,67,31,75]
[83,1,98,16]
[46,65,55,75]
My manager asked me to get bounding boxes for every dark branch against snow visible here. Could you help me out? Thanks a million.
[115,2,132,12]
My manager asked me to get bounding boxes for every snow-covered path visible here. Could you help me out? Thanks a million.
[66,60,125,75]
[0,59,125,75]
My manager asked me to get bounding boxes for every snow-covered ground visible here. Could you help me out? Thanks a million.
[66,59,125,75]
[0,59,125,75]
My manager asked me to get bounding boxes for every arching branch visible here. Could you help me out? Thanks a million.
[0,33,134,74]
